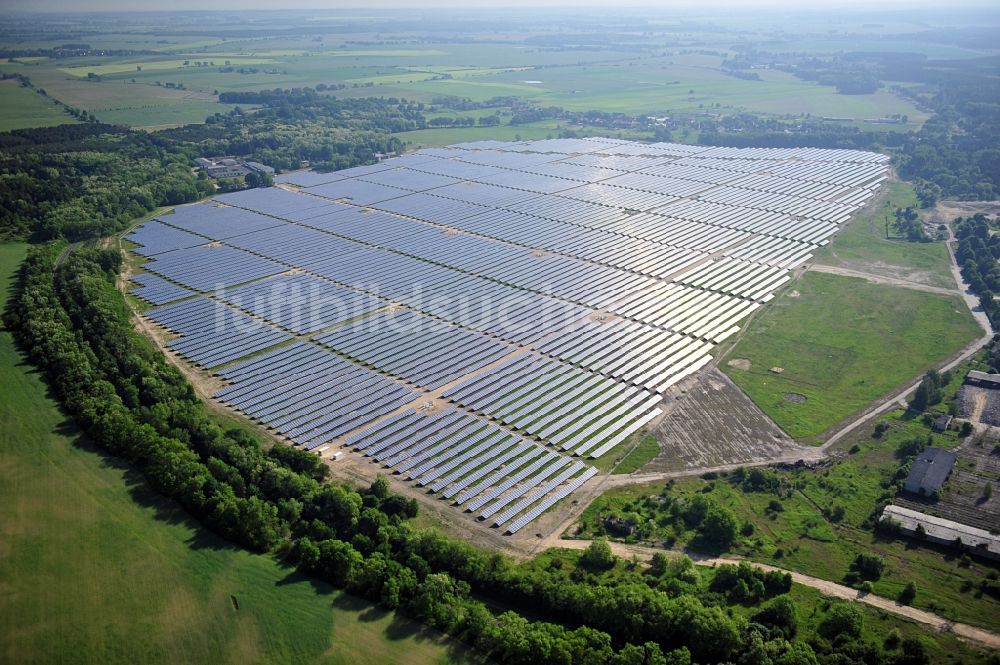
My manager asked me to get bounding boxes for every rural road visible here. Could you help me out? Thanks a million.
[552,538,1000,650]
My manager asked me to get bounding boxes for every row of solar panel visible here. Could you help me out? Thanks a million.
[344,408,598,533]
[214,341,417,448]
[441,353,663,458]
[129,272,193,305]
[146,297,292,368]
[533,317,715,394]
[463,137,887,164]
[314,309,515,391]
[216,272,385,335]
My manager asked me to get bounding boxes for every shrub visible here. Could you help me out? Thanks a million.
[818,603,863,641]
[899,581,917,605]
[851,553,886,580]
[580,538,616,570]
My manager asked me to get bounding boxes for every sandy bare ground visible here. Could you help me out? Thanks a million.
[809,263,961,297]
[550,538,1000,650]
[933,200,1000,221]
[645,370,823,473]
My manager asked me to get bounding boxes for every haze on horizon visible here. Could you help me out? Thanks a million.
[3,0,998,12]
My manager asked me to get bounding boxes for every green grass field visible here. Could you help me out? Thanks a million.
[815,180,955,289]
[0,242,476,665]
[576,411,1000,632]
[722,272,980,441]
[396,120,650,148]
[596,433,661,474]
[0,80,76,131]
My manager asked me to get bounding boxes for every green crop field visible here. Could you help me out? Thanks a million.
[0,243,476,665]
[0,30,933,131]
[395,120,650,148]
[815,180,955,289]
[722,272,981,441]
[0,80,76,131]
[59,57,279,77]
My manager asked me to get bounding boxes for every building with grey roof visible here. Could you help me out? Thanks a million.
[882,504,999,560]
[904,447,956,496]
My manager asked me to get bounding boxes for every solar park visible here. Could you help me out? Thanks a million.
[126,137,889,535]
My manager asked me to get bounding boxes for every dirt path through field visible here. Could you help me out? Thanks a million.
[550,538,1000,650]
[820,221,994,449]
[808,263,961,296]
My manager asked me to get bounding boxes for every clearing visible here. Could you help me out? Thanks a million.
[722,271,981,441]
[814,180,956,290]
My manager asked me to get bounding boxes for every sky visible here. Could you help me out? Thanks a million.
[4,0,998,11]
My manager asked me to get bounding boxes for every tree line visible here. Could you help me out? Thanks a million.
[956,213,1000,327]
[4,242,932,664]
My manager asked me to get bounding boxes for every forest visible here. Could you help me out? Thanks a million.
[0,92,414,241]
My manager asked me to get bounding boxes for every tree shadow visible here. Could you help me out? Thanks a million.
[384,613,444,644]
[275,564,336,596]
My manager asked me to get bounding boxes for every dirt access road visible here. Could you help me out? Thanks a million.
[821,218,994,449]
[551,538,1000,650]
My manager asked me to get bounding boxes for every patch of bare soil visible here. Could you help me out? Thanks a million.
[727,358,751,370]
[894,430,1000,531]
[644,370,818,473]
[784,393,807,403]
[934,200,1000,220]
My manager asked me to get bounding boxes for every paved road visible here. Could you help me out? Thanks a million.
[553,538,1000,650]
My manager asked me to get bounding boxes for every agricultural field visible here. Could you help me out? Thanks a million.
[573,408,1000,631]
[0,79,76,131]
[395,120,651,149]
[722,271,981,441]
[0,14,941,130]
[0,242,476,665]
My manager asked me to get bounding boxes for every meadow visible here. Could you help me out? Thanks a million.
[0,79,76,131]
[0,242,476,665]
[721,271,980,441]
[814,180,955,289]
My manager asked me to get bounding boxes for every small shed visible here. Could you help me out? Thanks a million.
[904,447,957,496]
[932,414,952,433]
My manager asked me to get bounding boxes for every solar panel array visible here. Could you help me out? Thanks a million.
[129,272,193,305]
[129,137,888,534]
[146,297,292,369]
[216,341,418,448]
